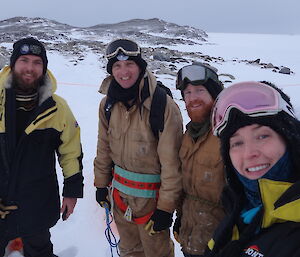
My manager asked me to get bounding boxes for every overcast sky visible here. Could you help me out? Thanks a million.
[1,0,299,34]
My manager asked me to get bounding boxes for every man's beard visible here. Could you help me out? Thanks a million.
[12,70,44,94]
[186,99,213,123]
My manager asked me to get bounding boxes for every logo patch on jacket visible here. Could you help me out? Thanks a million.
[244,245,264,257]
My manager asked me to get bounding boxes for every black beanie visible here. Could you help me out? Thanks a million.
[202,79,224,100]
[106,53,147,74]
[10,37,48,74]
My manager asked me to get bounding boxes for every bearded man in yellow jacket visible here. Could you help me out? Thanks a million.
[0,37,83,257]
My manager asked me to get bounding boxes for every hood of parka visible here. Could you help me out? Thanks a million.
[219,108,300,197]
[0,66,57,110]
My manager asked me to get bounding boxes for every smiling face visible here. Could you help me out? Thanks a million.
[229,124,286,180]
[12,55,44,91]
[183,84,214,122]
[112,60,140,89]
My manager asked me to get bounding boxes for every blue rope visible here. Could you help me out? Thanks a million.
[104,206,120,257]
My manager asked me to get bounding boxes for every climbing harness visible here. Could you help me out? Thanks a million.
[112,165,160,224]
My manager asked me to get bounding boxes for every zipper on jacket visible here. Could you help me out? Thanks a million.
[0,136,9,177]
[121,109,129,166]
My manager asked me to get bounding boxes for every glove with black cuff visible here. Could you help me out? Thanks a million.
[145,209,173,236]
[95,187,111,210]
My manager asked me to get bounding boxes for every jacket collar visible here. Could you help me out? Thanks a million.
[259,179,300,228]
[99,70,157,112]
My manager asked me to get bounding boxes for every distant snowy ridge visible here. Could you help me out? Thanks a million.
[0,16,294,83]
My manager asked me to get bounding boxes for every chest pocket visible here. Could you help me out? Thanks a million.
[194,149,223,184]
[27,128,59,150]
[129,129,159,169]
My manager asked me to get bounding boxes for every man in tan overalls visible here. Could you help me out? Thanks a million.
[94,39,183,257]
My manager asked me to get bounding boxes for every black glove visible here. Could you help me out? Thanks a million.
[173,215,181,243]
[95,188,111,210]
[145,209,173,235]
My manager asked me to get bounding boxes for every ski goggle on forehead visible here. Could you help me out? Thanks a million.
[176,64,220,90]
[105,39,141,60]
[212,81,296,136]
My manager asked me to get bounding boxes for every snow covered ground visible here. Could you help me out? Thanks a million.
[4,32,300,257]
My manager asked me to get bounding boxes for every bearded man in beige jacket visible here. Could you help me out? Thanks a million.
[174,63,225,257]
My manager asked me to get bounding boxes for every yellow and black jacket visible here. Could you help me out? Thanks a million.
[205,178,300,257]
[0,66,83,238]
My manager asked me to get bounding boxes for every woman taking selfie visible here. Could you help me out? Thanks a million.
[205,81,300,257]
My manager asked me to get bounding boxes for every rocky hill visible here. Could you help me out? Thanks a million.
[0,16,293,80]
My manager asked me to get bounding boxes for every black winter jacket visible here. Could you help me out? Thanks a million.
[205,178,300,257]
